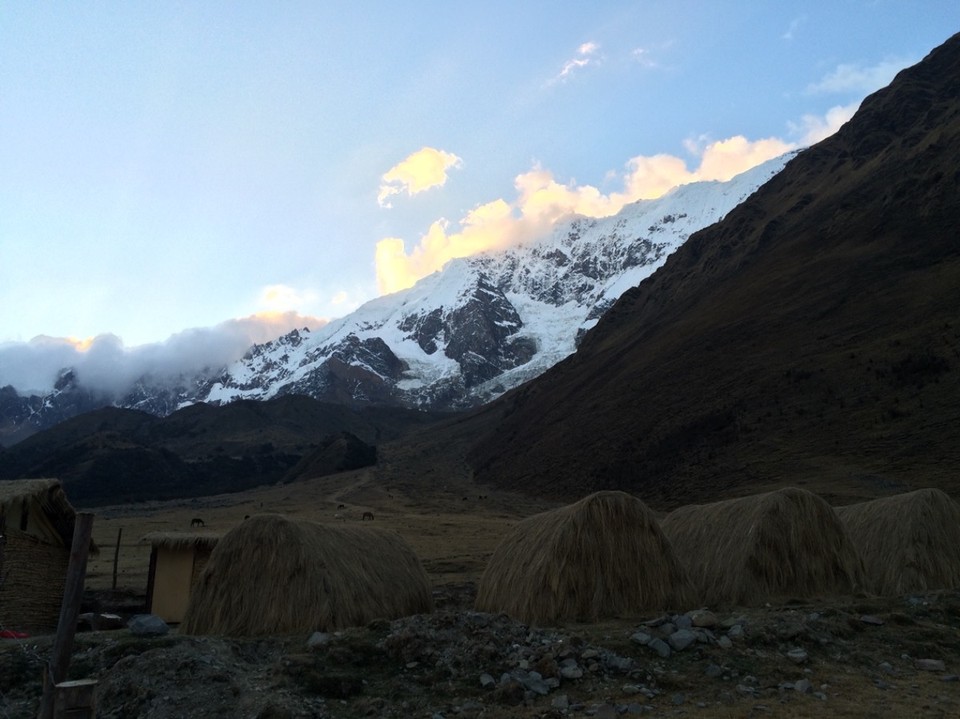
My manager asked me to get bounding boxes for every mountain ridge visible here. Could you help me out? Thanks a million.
[464,32,960,508]
[0,156,790,445]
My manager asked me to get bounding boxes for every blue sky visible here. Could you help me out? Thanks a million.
[1,2,958,391]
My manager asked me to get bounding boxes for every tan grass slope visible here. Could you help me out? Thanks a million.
[475,491,693,625]
[180,514,432,636]
[661,487,865,607]
[836,488,960,596]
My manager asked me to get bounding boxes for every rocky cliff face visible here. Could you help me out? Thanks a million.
[0,155,790,443]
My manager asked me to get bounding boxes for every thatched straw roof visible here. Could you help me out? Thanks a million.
[475,491,694,625]
[661,487,865,607]
[141,531,221,552]
[0,478,98,552]
[836,488,960,596]
[179,514,432,636]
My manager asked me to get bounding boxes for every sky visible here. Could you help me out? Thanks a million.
[2,2,959,393]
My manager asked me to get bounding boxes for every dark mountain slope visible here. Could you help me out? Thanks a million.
[467,33,960,509]
[0,395,451,505]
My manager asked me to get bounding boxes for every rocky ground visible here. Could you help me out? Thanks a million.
[2,586,959,719]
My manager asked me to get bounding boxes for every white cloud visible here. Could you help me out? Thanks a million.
[375,133,796,295]
[806,57,912,95]
[550,41,601,84]
[377,147,463,208]
[789,101,860,145]
[782,16,806,41]
[0,312,327,396]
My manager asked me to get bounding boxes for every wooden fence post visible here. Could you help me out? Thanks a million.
[38,511,94,719]
[111,527,122,591]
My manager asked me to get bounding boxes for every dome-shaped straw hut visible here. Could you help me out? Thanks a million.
[180,514,432,636]
[475,491,693,625]
[660,487,866,607]
[836,488,960,595]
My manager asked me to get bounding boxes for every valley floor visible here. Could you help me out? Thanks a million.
[2,455,959,717]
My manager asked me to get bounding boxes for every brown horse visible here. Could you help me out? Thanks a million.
[362,512,374,521]
[190,518,205,528]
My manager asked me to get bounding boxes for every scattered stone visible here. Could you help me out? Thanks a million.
[622,684,643,694]
[631,631,653,646]
[306,632,332,648]
[560,663,584,680]
[492,680,525,706]
[860,614,884,626]
[786,647,808,664]
[879,661,894,674]
[813,691,828,701]
[727,624,745,640]
[941,675,959,683]
[591,704,618,719]
[704,663,722,679]
[717,636,733,649]
[794,679,813,694]
[127,614,169,636]
[672,693,686,705]
[551,694,570,709]
[479,673,495,689]
[689,610,718,628]
[668,629,697,652]
[674,614,693,630]
[916,659,946,672]
[647,638,671,658]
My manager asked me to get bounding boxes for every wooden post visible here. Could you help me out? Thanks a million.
[111,527,122,591]
[38,511,94,719]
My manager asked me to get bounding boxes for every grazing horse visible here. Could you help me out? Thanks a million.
[362,511,375,521]
[190,517,205,528]
[337,503,346,510]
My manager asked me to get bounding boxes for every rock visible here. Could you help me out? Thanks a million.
[704,663,722,679]
[879,661,894,673]
[592,705,618,719]
[671,693,686,705]
[523,675,550,696]
[813,691,828,701]
[630,631,653,646]
[647,638,671,658]
[479,673,496,689]
[916,659,946,672]
[727,624,745,639]
[551,694,570,709]
[689,610,718,628]
[492,680,525,706]
[668,629,697,652]
[794,679,813,693]
[941,675,959,682]
[786,647,808,664]
[717,635,733,649]
[860,614,884,626]
[306,632,332,648]
[674,614,693,630]
[127,614,169,636]
[560,663,583,680]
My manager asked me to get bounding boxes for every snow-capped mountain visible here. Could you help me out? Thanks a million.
[0,153,792,443]
[196,153,794,410]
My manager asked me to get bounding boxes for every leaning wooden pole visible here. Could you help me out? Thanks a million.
[38,511,94,719]
[112,527,122,590]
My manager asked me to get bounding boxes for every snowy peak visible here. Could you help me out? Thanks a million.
[0,153,792,443]
[197,153,793,410]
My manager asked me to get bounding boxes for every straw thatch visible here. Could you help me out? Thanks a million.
[836,488,960,596]
[660,487,866,607]
[180,514,432,636]
[0,478,97,633]
[475,491,694,625]
[142,531,221,553]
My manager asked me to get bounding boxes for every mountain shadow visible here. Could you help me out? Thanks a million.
[466,32,960,509]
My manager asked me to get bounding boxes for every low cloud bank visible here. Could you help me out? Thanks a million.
[0,312,326,397]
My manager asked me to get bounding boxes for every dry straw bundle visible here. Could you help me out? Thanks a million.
[661,487,865,607]
[836,488,960,595]
[475,490,693,625]
[180,514,432,636]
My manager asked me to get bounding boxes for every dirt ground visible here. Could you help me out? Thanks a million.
[3,451,960,718]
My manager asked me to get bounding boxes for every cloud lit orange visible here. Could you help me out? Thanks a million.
[378,147,463,207]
